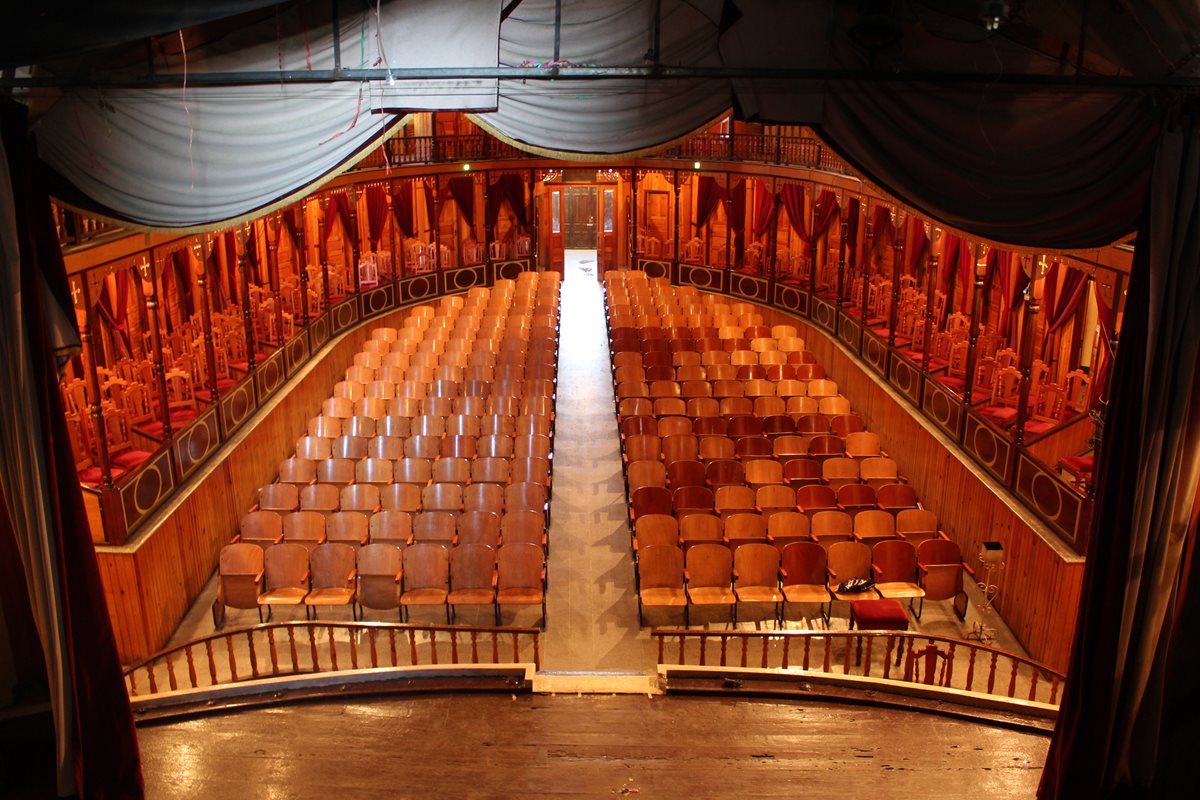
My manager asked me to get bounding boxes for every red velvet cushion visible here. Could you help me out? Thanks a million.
[1060,455,1094,473]
[851,598,909,628]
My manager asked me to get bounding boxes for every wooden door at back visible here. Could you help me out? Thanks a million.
[564,186,597,249]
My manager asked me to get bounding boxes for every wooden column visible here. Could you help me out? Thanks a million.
[888,213,905,351]
[268,217,286,345]
[672,170,681,276]
[387,187,402,283]
[317,197,332,313]
[430,177,443,275]
[237,226,257,375]
[76,275,125,543]
[859,219,874,356]
[294,204,311,329]
[962,243,986,411]
[630,169,639,268]
[138,256,177,479]
[834,213,848,337]
[483,173,494,277]
[527,169,537,270]
[807,186,818,313]
[193,239,222,426]
[919,245,939,406]
[1011,257,1042,464]
[346,188,362,297]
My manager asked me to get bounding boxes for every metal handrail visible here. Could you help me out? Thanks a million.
[652,628,1064,707]
[124,621,541,697]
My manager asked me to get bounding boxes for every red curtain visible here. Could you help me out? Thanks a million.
[1,96,143,796]
[987,248,1027,336]
[813,189,839,240]
[95,267,132,358]
[870,205,895,253]
[391,182,416,238]
[1092,282,1113,408]
[939,232,975,316]
[486,173,528,230]
[940,233,962,295]
[244,224,263,286]
[751,181,775,240]
[780,183,811,243]
[170,248,195,317]
[694,175,727,230]
[905,218,928,274]
[729,178,746,263]
[364,185,389,248]
[447,177,476,229]
[845,197,861,274]
[323,193,352,241]
[1043,263,1090,349]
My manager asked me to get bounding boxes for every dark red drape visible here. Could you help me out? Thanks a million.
[780,183,811,243]
[751,181,775,240]
[1043,264,1090,349]
[364,185,388,248]
[987,249,1026,337]
[170,248,195,317]
[486,173,528,230]
[2,97,144,797]
[205,245,226,309]
[729,179,746,264]
[447,177,476,229]
[845,197,861,274]
[904,217,928,274]
[95,267,132,359]
[323,193,352,240]
[1092,282,1114,409]
[870,205,895,253]
[391,182,416,238]
[695,175,726,229]
[244,224,263,287]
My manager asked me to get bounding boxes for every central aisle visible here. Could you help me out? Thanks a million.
[540,252,655,673]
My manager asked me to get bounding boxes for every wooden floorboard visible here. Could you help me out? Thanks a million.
[138,694,1048,798]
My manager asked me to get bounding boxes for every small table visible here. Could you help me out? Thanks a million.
[849,599,910,666]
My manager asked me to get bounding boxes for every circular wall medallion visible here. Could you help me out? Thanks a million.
[1030,470,1065,520]
[133,462,164,515]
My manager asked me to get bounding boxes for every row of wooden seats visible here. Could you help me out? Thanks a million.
[276,453,552,489]
[632,508,945,555]
[612,347,818,371]
[253,480,549,519]
[234,508,547,552]
[619,409,866,438]
[621,431,878,466]
[618,395,854,422]
[614,378,843,404]
[301,410,552,442]
[214,540,546,627]
[635,538,972,626]
[613,362,826,385]
[628,455,903,493]
[629,480,921,520]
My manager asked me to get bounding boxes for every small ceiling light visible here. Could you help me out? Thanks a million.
[462,163,471,171]
[386,71,395,86]
[981,0,1008,31]
[693,161,701,170]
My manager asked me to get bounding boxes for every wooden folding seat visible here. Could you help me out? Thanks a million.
[679,512,723,551]
[829,414,866,437]
[767,511,811,553]
[641,350,671,369]
[777,336,807,353]
[387,397,422,418]
[496,543,547,628]
[412,511,458,546]
[612,351,643,371]
[321,397,355,419]
[700,458,742,491]
[355,396,390,420]
[836,482,877,514]
[687,397,720,419]
[822,457,861,491]
[661,434,699,467]
[780,541,832,622]
[623,434,661,465]
[786,396,819,417]
[714,484,757,520]
[685,544,736,621]
[380,481,422,513]
[465,482,506,516]
[212,543,266,625]
[312,458,352,488]
[511,456,551,489]
[308,415,343,439]
[665,459,705,491]
[328,434,366,460]
[781,457,822,489]
[771,325,798,339]
[418,395,454,421]
[297,483,338,515]
[501,509,548,549]
[432,457,471,486]
[705,364,737,382]
[404,434,442,460]
[339,484,380,514]
[844,431,883,459]
[447,544,498,622]
[255,543,310,619]
[675,364,706,381]
[698,435,736,463]
[633,514,680,554]
[472,457,512,486]
[445,414,482,440]
[512,412,551,437]
[744,459,784,489]
[365,435,403,461]
[506,481,548,517]
[301,542,359,619]
[644,365,675,382]
[474,434,513,460]
[369,511,412,547]
[736,365,768,381]
[393,457,432,487]
[636,545,688,626]
[805,379,838,399]
[852,509,898,546]
[812,510,855,550]
[712,380,745,400]
[872,539,925,612]
[724,415,761,440]
[236,509,283,547]
[733,543,784,624]
[808,434,846,460]
[621,416,657,440]
[480,413,516,436]
[457,510,502,548]
[772,435,810,461]
[278,457,316,486]
[672,484,716,519]
[792,414,828,436]
[753,395,787,419]
[399,543,450,624]
[859,457,902,490]
[876,482,921,514]
[396,379,428,402]
[441,435,477,459]
[364,379,396,401]
[654,417,690,440]
[743,380,775,400]
[515,433,552,462]
[725,513,770,552]
[381,351,411,370]
[796,484,838,516]
[295,435,332,461]
[734,435,773,461]
[422,483,464,515]
[726,343,754,359]
[916,539,972,620]
[281,510,326,553]
[817,396,852,418]
[692,416,728,437]
[895,509,944,545]
[698,346,727,364]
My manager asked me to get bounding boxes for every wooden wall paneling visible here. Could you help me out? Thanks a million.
[94,549,152,661]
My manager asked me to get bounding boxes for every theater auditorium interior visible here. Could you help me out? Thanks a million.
[1,1,1198,797]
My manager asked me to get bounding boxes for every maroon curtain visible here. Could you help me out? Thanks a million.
[447,177,476,228]
[1043,264,1090,349]
[94,268,132,358]
[905,218,928,274]
[695,175,726,229]
[845,197,861,274]
[813,189,839,240]
[391,182,416,238]
[244,224,262,286]
[1,97,143,796]
[987,249,1026,336]
[423,182,436,230]
[940,233,962,296]
[751,181,775,240]
[780,183,811,243]
[205,245,226,309]
[729,178,746,263]
[170,249,195,317]
[364,185,388,248]
[870,205,894,252]
[486,173,528,230]
[323,193,352,242]
[1092,282,1114,409]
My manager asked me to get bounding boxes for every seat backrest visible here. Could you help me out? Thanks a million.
[340,483,381,513]
[734,543,780,587]
[402,543,450,591]
[369,510,412,546]
[872,539,919,584]
[638,545,684,591]
[282,510,326,546]
[259,482,300,512]
[457,510,501,547]
[780,541,826,587]
[263,543,309,591]
[218,543,264,609]
[450,544,498,591]
[877,482,920,510]
[497,543,544,591]
[326,511,369,546]
[826,541,871,583]
[725,513,767,542]
[796,484,837,511]
[685,543,732,587]
[310,543,356,590]
[239,510,283,545]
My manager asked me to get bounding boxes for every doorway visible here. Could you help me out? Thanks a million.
[563,186,597,249]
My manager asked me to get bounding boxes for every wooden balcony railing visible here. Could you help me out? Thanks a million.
[653,628,1064,709]
[124,621,541,698]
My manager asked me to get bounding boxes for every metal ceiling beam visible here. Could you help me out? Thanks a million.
[1,65,1193,90]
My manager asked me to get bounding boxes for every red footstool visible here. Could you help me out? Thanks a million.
[849,598,909,666]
